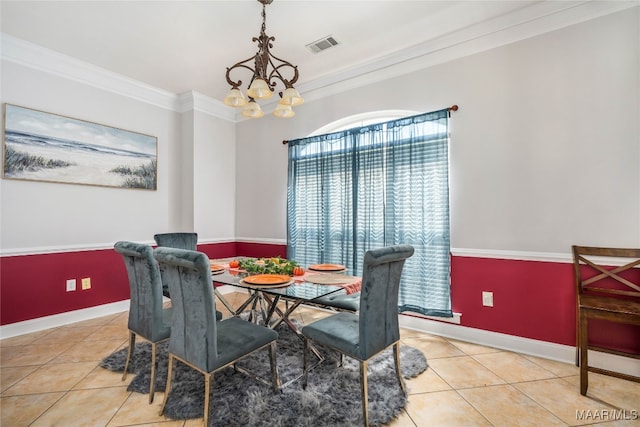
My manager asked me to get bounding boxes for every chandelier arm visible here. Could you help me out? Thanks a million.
[267,62,299,88]
[267,53,300,86]
[226,59,261,88]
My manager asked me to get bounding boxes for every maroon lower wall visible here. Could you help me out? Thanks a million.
[0,242,238,325]
[451,256,639,353]
[0,249,130,325]
[2,243,638,354]
[451,256,576,345]
[235,242,287,258]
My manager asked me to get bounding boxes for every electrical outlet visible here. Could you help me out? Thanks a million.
[66,279,77,292]
[482,291,494,307]
[81,277,91,290]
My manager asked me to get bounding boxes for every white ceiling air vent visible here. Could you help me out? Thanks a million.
[306,35,339,54]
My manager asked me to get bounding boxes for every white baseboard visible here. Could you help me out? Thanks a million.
[0,300,130,339]
[0,285,242,340]
[399,315,640,379]
[3,289,637,380]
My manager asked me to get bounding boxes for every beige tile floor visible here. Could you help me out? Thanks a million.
[1,292,639,427]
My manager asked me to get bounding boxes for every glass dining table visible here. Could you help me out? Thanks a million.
[211,268,346,328]
[208,258,359,383]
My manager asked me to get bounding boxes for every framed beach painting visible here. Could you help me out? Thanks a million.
[2,104,157,190]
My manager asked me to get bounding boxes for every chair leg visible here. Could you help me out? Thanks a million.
[149,342,157,404]
[122,331,136,381]
[579,312,589,395]
[160,354,174,416]
[393,343,406,394]
[204,373,212,427]
[269,341,281,392]
[575,307,580,367]
[302,338,310,389]
[360,360,369,427]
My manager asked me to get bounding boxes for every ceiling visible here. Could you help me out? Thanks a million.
[0,1,626,104]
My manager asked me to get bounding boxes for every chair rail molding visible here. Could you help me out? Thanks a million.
[235,237,287,245]
[451,248,639,266]
[0,238,237,257]
[451,248,573,263]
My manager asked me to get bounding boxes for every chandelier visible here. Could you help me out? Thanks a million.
[223,0,303,119]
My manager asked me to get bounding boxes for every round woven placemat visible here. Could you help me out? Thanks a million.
[305,273,359,285]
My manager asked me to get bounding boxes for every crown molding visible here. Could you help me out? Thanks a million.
[176,91,236,121]
[1,1,637,121]
[297,1,639,104]
[0,33,180,111]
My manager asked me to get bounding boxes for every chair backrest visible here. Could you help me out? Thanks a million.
[572,245,640,299]
[153,233,198,298]
[153,232,198,250]
[153,246,218,372]
[114,241,169,342]
[358,244,414,359]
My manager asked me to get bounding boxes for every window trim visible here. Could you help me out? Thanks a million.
[309,110,419,136]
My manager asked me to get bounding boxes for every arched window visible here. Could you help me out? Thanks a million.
[286,109,452,318]
[309,110,418,135]
[300,110,426,157]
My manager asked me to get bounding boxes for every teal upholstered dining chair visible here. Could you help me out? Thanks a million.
[114,241,172,404]
[153,232,223,321]
[301,245,414,427]
[312,291,360,312]
[154,247,281,427]
[153,232,198,298]
[153,232,198,251]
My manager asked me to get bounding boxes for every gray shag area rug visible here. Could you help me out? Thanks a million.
[101,320,427,427]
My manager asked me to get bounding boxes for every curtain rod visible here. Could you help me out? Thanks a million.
[282,104,458,145]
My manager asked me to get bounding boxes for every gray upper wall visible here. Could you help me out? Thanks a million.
[234,8,640,255]
[1,7,638,257]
